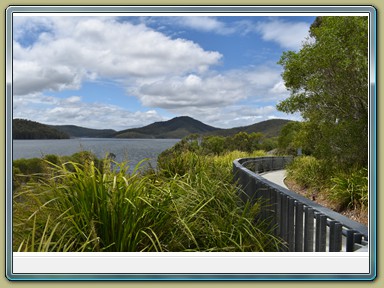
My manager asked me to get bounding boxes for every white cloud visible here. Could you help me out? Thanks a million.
[168,16,235,35]
[165,104,291,129]
[13,93,165,130]
[133,65,288,110]
[12,15,301,130]
[269,80,290,99]
[136,72,246,109]
[255,18,311,50]
[13,16,222,96]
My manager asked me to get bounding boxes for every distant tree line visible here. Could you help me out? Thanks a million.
[158,132,278,164]
[13,119,70,139]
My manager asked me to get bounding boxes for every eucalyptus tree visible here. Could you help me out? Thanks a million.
[277,16,368,170]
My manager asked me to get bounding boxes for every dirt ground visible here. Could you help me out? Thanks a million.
[284,178,368,226]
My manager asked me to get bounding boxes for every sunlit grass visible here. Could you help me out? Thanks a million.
[13,151,282,252]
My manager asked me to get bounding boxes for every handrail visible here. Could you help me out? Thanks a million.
[233,156,368,252]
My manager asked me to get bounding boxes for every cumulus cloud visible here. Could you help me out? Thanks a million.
[13,16,222,96]
[255,18,311,50]
[136,73,246,109]
[12,15,301,130]
[133,65,287,110]
[166,16,236,35]
[13,93,165,130]
[152,16,311,50]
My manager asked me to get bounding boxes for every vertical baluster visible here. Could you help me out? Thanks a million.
[287,198,295,251]
[329,220,341,252]
[346,230,356,252]
[295,202,304,252]
[315,214,327,252]
[269,188,278,235]
[275,192,282,238]
[280,194,288,243]
[261,187,267,224]
[304,207,314,252]
[264,188,272,226]
[248,177,256,204]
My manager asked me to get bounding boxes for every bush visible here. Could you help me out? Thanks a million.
[286,156,331,190]
[329,168,368,210]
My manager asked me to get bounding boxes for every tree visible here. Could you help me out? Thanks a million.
[277,16,368,169]
[202,136,226,155]
[277,121,303,155]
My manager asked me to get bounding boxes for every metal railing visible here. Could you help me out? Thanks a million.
[233,156,368,252]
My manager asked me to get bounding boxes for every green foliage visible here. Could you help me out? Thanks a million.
[201,135,227,155]
[13,150,281,252]
[158,132,270,163]
[277,16,368,169]
[277,121,303,155]
[12,158,47,189]
[329,168,368,210]
[12,151,104,190]
[227,132,263,153]
[286,156,331,190]
[259,137,278,152]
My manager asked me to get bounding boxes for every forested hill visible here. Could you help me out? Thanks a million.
[208,119,292,138]
[13,117,292,139]
[50,125,116,138]
[13,119,70,139]
[114,116,220,139]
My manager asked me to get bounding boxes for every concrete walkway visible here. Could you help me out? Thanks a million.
[259,169,359,252]
[259,170,288,189]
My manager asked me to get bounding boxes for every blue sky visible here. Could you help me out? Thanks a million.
[12,14,316,130]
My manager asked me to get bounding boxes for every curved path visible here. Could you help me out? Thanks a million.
[259,170,288,189]
[258,169,366,252]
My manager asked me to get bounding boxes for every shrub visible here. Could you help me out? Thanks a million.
[329,168,368,210]
[285,156,331,190]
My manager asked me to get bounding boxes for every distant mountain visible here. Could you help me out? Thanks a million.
[208,119,292,138]
[114,116,220,139]
[13,117,292,140]
[13,119,70,139]
[51,125,116,138]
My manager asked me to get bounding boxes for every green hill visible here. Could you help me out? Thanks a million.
[13,119,70,139]
[114,116,221,139]
[208,119,292,138]
[51,125,116,138]
[13,117,293,140]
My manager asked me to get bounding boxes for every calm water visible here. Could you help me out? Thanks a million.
[12,138,180,169]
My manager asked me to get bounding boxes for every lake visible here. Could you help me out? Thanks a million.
[12,138,180,170]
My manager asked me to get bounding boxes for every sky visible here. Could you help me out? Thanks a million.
[12,14,316,131]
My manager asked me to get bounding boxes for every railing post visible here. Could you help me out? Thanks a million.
[295,202,304,252]
[287,197,295,251]
[315,213,327,252]
[346,230,357,252]
[275,192,282,239]
[233,157,368,253]
[280,194,288,244]
[304,207,314,252]
[329,220,343,252]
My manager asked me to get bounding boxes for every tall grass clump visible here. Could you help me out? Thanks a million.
[14,153,282,252]
[328,168,368,211]
[285,156,331,191]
